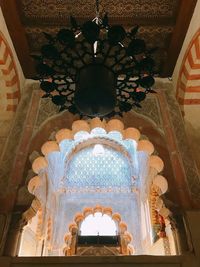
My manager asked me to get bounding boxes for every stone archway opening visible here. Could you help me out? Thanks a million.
[63,205,134,256]
[18,118,177,257]
[80,212,117,236]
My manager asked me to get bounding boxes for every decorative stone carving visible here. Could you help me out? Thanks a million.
[130,96,163,129]
[20,0,179,20]
[34,98,59,133]
[164,88,200,201]
[18,0,179,74]
[34,95,163,140]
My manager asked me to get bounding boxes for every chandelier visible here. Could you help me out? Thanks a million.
[34,1,157,118]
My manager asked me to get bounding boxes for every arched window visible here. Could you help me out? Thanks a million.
[80,212,117,236]
[64,206,134,256]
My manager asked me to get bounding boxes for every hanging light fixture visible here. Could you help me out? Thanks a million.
[33,0,157,118]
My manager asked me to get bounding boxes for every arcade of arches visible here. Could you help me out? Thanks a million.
[0,1,200,267]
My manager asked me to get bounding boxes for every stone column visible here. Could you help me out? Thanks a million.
[3,212,27,256]
[170,213,190,255]
[185,211,200,262]
[0,213,11,256]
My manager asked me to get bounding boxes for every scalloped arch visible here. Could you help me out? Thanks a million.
[63,204,134,256]
[31,118,163,176]
[27,117,172,255]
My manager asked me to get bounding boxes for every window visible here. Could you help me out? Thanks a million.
[80,212,117,236]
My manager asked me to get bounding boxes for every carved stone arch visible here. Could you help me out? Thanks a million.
[30,117,161,180]
[27,118,168,251]
[14,116,180,256]
[27,111,168,178]
[63,205,134,256]
[0,30,20,115]
[20,110,183,210]
[176,28,200,111]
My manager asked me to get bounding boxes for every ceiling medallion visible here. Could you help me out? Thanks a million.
[34,1,157,118]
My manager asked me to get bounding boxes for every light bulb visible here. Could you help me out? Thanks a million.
[92,144,104,156]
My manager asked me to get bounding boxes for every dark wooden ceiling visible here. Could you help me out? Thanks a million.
[0,0,198,78]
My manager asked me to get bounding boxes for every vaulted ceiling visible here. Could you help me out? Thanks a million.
[0,0,197,78]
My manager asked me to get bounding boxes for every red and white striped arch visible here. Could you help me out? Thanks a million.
[0,31,20,114]
[176,28,200,110]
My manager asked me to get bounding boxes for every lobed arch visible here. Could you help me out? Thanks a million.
[26,118,172,254]
[14,108,190,244]
[28,111,166,153]
[26,113,176,200]
[30,117,165,200]
[26,112,174,198]
[16,110,186,249]
[11,102,192,252]
[30,117,164,177]
[63,205,134,256]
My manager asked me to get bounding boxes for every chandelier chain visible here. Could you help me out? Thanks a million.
[95,0,100,18]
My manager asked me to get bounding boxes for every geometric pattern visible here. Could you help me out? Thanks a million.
[176,28,200,110]
[66,145,132,189]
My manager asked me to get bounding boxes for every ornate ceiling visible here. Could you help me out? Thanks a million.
[19,0,179,19]
[0,0,198,77]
